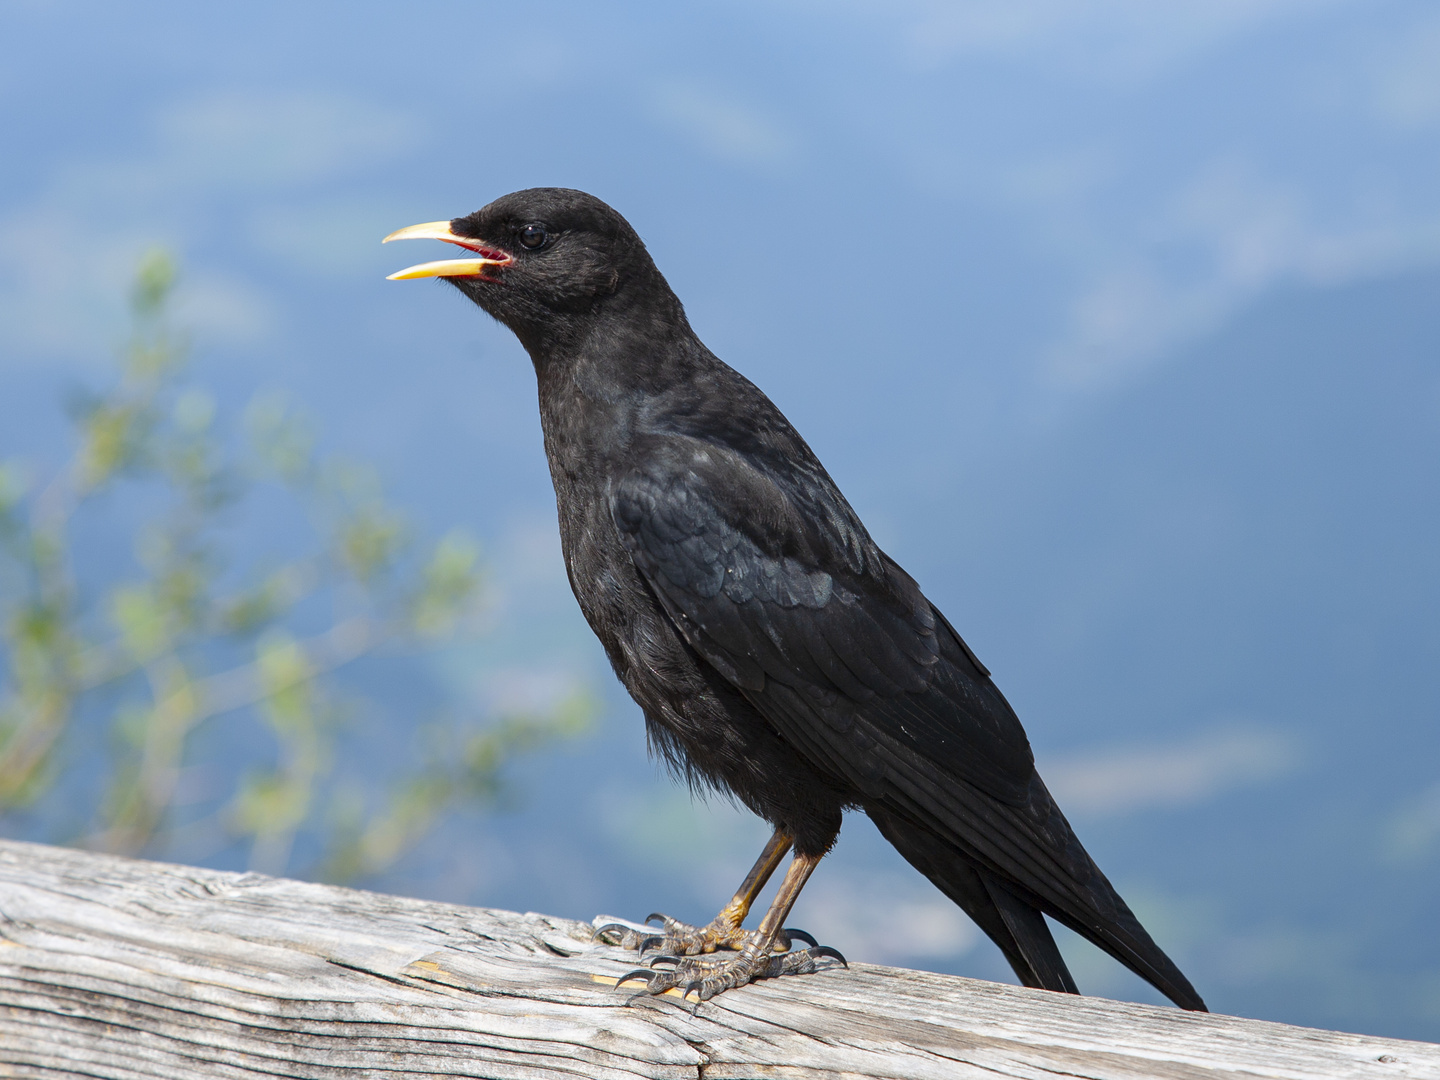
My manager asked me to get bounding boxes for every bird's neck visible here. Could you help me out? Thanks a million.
[530,299,707,486]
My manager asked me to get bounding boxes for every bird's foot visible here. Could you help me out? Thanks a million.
[616,942,847,1001]
[595,911,814,956]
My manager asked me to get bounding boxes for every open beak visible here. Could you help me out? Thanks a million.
[382,221,512,281]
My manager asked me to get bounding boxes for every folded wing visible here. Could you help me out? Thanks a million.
[611,434,1205,1011]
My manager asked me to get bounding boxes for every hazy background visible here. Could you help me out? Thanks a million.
[3,0,1439,1039]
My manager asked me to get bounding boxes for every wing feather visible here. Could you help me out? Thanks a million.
[611,437,1034,807]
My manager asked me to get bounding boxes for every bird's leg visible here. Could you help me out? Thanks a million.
[596,828,793,954]
[616,847,847,1001]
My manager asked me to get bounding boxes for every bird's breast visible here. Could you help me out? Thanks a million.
[550,472,647,644]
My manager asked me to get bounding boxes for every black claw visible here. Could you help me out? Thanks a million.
[783,926,818,948]
[593,922,632,941]
[616,968,656,988]
[807,945,848,968]
[682,978,706,1001]
[647,954,682,968]
[636,934,665,954]
[644,912,668,926]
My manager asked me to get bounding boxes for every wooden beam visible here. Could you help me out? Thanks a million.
[0,839,1434,1078]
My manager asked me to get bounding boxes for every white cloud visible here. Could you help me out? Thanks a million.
[1039,723,1300,816]
[789,867,980,965]
[594,786,773,900]
[901,0,1322,78]
[171,271,275,346]
[0,90,418,369]
[1372,16,1440,130]
[1045,158,1440,386]
[248,198,406,279]
[1381,781,1440,863]
[650,84,796,169]
[781,0,1344,82]
[787,1,1440,393]
[155,92,418,190]
[480,667,588,718]
[0,210,152,363]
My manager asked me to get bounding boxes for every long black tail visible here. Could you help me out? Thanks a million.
[869,806,1206,1011]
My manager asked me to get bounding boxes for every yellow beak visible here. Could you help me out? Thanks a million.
[382,220,510,280]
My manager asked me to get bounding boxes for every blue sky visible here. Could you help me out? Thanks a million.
[3,0,1440,1040]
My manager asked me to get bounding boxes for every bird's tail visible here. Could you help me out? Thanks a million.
[868,806,1206,1011]
[869,807,1077,993]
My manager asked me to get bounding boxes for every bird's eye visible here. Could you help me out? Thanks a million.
[519,223,548,249]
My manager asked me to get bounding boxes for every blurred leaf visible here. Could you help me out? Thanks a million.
[218,567,308,635]
[336,502,406,584]
[130,250,176,320]
[0,461,27,517]
[78,401,148,489]
[317,694,594,885]
[255,631,315,733]
[0,249,589,884]
[459,690,594,802]
[411,530,483,636]
[233,771,311,838]
[110,586,169,662]
[245,393,315,483]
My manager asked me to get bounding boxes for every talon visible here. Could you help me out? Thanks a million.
[616,968,656,988]
[636,934,665,954]
[593,922,632,941]
[784,926,818,948]
[807,945,848,967]
[644,912,668,926]
[648,954,682,968]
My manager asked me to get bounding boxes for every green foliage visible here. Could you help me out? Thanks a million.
[0,253,588,880]
[318,690,591,883]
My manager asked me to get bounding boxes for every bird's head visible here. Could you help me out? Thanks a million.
[385,188,668,353]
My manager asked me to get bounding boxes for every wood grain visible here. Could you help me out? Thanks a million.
[0,839,1433,1079]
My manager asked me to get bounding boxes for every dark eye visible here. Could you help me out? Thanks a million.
[519,223,548,249]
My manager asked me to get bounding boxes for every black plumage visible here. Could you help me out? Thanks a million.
[385,187,1205,1010]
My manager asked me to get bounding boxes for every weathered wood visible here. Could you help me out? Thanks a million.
[0,840,1433,1079]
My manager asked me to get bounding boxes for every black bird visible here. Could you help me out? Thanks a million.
[384,188,1206,1010]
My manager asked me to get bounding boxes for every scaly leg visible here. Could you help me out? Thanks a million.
[596,829,796,954]
[615,847,847,1001]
